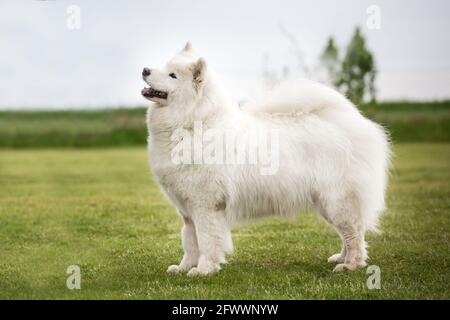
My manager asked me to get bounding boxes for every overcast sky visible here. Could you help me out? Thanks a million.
[1,0,449,109]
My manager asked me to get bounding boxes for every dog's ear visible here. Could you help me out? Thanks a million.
[190,58,206,90]
[182,41,192,52]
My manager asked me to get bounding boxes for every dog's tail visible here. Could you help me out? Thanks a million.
[242,78,355,116]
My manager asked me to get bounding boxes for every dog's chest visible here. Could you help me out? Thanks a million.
[148,138,199,209]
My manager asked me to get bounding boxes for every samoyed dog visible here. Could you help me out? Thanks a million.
[142,42,390,276]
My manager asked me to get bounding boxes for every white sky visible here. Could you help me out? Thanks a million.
[1,0,449,109]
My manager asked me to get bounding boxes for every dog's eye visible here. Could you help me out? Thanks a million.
[169,73,177,79]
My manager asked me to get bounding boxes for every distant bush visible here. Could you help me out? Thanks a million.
[0,108,148,148]
[0,101,449,148]
[360,101,450,143]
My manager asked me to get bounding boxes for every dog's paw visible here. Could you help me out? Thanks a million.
[186,267,202,277]
[358,260,368,268]
[333,263,358,272]
[327,253,345,264]
[167,265,183,274]
[187,265,220,277]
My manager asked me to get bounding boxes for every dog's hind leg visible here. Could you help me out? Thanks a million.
[327,231,347,264]
[167,215,200,274]
[332,222,367,272]
[187,210,232,276]
[318,195,367,272]
[314,196,347,264]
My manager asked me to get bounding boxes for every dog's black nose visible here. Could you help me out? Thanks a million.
[142,68,151,77]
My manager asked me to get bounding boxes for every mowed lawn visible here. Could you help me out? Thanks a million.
[0,144,449,299]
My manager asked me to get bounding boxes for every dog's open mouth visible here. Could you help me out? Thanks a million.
[141,87,168,100]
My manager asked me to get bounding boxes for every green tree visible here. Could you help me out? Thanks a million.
[338,27,376,105]
[320,37,340,87]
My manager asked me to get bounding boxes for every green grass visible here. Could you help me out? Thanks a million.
[360,101,450,143]
[0,108,148,148]
[1,101,449,148]
[0,144,449,299]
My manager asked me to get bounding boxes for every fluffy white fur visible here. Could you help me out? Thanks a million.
[143,42,390,276]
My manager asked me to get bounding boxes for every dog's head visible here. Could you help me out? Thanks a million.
[141,42,207,107]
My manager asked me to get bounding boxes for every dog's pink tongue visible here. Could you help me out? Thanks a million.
[141,87,152,95]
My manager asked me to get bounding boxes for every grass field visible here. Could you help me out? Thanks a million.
[0,143,449,299]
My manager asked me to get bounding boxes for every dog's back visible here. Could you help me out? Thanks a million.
[239,79,391,232]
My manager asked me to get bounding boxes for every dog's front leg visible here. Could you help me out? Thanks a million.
[167,216,199,274]
[187,210,232,276]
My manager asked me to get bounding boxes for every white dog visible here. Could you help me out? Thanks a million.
[142,42,390,276]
